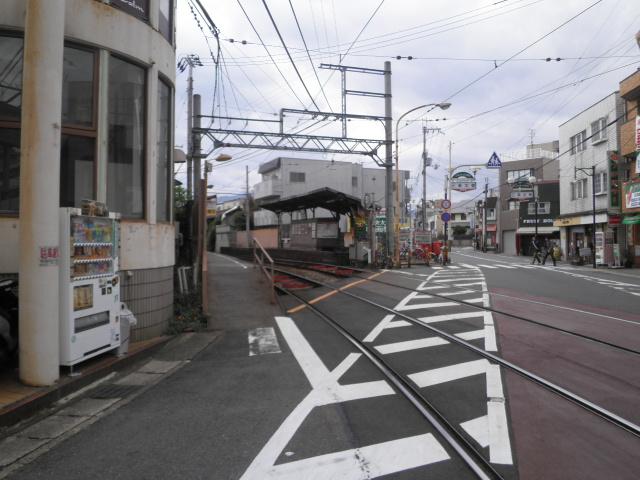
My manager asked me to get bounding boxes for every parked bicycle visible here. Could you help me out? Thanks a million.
[0,278,19,369]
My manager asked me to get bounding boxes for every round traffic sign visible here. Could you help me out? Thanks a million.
[441,212,451,222]
[441,199,451,209]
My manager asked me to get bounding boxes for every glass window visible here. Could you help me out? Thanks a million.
[62,47,95,127]
[0,36,23,121]
[60,135,95,207]
[352,176,358,187]
[0,129,20,213]
[107,56,146,218]
[159,0,174,43]
[157,78,171,222]
[290,172,305,182]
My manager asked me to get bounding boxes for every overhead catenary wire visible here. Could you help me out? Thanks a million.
[261,0,321,111]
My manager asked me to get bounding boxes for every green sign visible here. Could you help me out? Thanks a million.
[375,216,386,232]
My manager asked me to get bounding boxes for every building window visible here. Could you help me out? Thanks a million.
[156,78,172,222]
[460,213,466,220]
[107,56,146,218]
[290,171,305,183]
[527,202,550,215]
[0,129,20,213]
[507,168,534,183]
[571,178,588,200]
[590,117,607,144]
[570,130,587,154]
[159,0,174,43]
[0,35,23,214]
[352,176,358,188]
[60,45,97,208]
[487,208,496,220]
[60,135,95,207]
[593,171,607,195]
[508,200,519,210]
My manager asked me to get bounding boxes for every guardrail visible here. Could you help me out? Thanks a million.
[252,237,275,304]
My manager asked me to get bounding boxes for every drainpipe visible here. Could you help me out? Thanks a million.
[19,0,66,386]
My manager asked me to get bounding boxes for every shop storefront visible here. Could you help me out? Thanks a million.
[622,178,640,266]
[555,213,626,265]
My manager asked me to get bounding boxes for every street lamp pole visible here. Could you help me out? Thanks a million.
[394,102,450,266]
[529,175,539,239]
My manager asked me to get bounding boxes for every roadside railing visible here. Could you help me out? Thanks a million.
[252,237,275,304]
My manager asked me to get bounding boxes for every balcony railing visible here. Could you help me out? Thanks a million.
[253,178,283,200]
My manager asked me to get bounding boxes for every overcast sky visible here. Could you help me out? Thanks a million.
[174,0,640,208]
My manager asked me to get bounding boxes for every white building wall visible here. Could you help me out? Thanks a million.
[558,92,621,218]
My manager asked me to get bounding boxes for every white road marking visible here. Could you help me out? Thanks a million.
[477,264,498,269]
[447,266,461,269]
[484,325,497,351]
[449,281,485,288]
[375,337,449,354]
[465,298,486,304]
[455,329,485,341]
[363,314,412,343]
[213,253,249,269]
[260,434,450,480]
[461,415,489,448]
[242,317,398,480]
[433,278,485,283]
[394,291,458,311]
[409,359,489,387]
[417,312,485,324]
[436,289,476,296]
[248,328,282,356]
[486,364,504,399]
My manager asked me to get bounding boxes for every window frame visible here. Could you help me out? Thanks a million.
[593,171,608,195]
[158,0,174,44]
[60,43,99,208]
[590,117,607,145]
[106,53,148,220]
[290,171,305,183]
[0,32,24,216]
[156,74,173,223]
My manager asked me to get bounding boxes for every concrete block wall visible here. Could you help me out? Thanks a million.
[119,266,173,342]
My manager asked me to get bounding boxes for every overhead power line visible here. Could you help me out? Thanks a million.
[288,0,334,112]
[236,0,307,109]
[260,0,320,110]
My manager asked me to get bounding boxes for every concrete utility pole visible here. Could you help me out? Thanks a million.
[193,94,202,286]
[186,63,194,198]
[482,178,488,252]
[19,0,66,386]
[384,61,394,260]
[246,165,251,246]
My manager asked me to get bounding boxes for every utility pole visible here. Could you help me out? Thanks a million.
[246,165,251,247]
[443,141,452,264]
[422,126,428,231]
[193,94,202,286]
[482,178,488,252]
[575,165,597,268]
[186,62,193,198]
[384,61,394,260]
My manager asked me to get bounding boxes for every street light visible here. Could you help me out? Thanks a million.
[394,102,451,266]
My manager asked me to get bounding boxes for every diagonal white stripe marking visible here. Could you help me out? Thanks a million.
[418,312,485,323]
[461,415,489,448]
[375,337,449,354]
[363,314,411,343]
[264,434,450,479]
[477,264,498,269]
[409,359,489,387]
[455,329,485,341]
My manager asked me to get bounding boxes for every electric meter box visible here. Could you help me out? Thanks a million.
[59,208,122,366]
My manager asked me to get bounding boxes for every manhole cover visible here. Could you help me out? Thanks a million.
[89,384,141,399]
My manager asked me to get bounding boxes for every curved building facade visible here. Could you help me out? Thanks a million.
[0,0,176,384]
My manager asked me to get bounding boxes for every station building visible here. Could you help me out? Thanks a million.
[0,0,176,385]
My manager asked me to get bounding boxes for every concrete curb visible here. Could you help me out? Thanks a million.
[0,336,170,430]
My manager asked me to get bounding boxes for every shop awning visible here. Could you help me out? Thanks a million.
[486,224,497,232]
[516,226,559,234]
[622,215,640,225]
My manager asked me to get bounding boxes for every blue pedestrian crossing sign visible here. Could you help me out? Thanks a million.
[487,152,502,169]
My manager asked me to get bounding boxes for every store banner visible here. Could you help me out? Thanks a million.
[625,181,640,210]
[111,0,149,20]
[636,151,640,175]
[636,115,640,151]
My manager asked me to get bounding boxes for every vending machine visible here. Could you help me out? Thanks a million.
[59,208,121,366]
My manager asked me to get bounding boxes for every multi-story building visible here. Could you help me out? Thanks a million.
[497,142,560,255]
[619,67,640,267]
[556,92,625,265]
[475,196,498,249]
[0,0,176,385]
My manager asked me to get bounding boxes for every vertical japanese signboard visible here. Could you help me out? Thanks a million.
[636,116,640,174]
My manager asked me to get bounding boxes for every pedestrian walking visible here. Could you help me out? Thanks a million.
[542,239,556,266]
[531,236,542,265]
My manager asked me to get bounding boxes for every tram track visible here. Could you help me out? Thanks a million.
[271,258,640,357]
[272,263,640,444]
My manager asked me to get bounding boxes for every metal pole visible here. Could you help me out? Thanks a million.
[187,62,193,198]
[341,68,347,138]
[193,94,202,287]
[591,165,596,269]
[384,61,394,262]
[534,184,538,238]
[483,179,488,252]
[246,165,251,247]
[422,143,427,231]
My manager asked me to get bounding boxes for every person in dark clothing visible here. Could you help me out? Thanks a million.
[542,238,557,266]
[531,236,542,264]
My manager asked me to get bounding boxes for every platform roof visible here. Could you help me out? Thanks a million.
[259,187,363,216]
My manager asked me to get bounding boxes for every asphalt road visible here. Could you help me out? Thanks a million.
[3,251,640,479]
